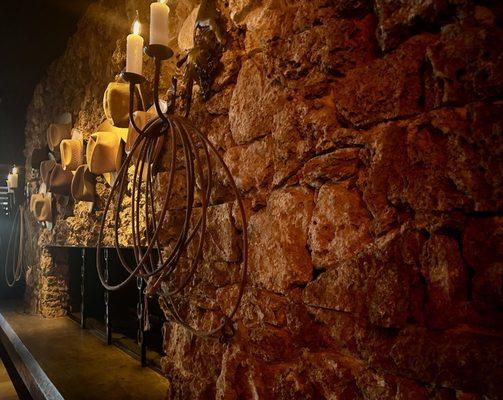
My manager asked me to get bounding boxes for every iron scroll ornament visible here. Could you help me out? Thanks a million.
[95,46,248,341]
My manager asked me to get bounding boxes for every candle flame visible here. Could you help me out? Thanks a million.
[159,0,167,4]
[132,19,141,35]
[12,166,18,174]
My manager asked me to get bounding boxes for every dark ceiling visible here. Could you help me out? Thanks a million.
[0,0,94,166]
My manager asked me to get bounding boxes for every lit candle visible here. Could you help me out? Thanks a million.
[6,176,13,192]
[8,171,18,188]
[150,0,170,46]
[126,15,143,75]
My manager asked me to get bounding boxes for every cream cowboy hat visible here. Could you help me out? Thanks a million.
[71,165,96,202]
[60,138,84,171]
[103,82,131,128]
[48,164,73,195]
[40,159,56,185]
[47,123,72,152]
[98,119,128,143]
[86,131,123,175]
[32,193,52,222]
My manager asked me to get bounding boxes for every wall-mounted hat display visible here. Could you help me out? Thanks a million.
[32,193,52,222]
[40,159,56,185]
[71,165,96,202]
[48,164,73,195]
[31,146,50,169]
[86,131,123,175]
[47,123,72,152]
[60,138,84,171]
[103,82,131,128]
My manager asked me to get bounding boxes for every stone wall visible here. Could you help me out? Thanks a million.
[24,0,502,399]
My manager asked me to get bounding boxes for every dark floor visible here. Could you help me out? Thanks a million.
[0,301,170,400]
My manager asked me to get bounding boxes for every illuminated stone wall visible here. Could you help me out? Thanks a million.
[24,0,502,398]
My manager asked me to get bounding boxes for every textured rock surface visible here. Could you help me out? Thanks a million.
[23,0,503,398]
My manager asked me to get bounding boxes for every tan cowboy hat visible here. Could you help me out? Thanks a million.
[48,164,73,195]
[30,193,42,213]
[103,82,131,128]
[126,111,156,155]
[60,138,84,171]
[86,131,123,175]
[32,193,52,222]
[47,123,72,152]
[71,165,96,202]
[40,159,56,185]
[98,119,128,143]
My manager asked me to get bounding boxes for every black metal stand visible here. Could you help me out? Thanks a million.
[104,249,112,345]
[80,248,86,329]
[137,276,147,367]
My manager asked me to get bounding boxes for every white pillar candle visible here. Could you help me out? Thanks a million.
[150,0,170,46]
[126,19,144,75]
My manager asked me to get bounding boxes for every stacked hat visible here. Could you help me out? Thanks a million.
[48,164,73,195]
[40,159,56,186]
[103,82,131,128]
[47,123,72,153]
[32,193,52,222]
[86,131,123,175]
[71,165,96,202]
[60,137,84,171]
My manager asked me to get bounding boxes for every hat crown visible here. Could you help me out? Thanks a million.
[86,131,123,175]
[47,123,72,151]
[71,165,95,202]
[60,139,83,171]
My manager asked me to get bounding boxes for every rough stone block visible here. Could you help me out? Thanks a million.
[463,217,503,310]
[333,34,436,128]
[308,181,372,268]
[375,0,451,51]
[304,229,423,328]
[299,148,360,188]
[420,234,468,328]
[425,22,503,108]
[248,187,314,293]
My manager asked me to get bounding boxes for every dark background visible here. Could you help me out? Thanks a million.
[0,0,94,166]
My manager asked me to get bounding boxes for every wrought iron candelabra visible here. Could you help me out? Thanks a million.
[96,43,248,340]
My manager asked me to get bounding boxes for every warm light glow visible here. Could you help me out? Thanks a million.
[12,166,18,174]
[132,18,141,35]
[159,0,167,4]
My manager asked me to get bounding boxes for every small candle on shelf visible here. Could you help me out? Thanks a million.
[6,175,13,192]
[9,168,18,188]
[126,14,144,75]
[150,0,170,47]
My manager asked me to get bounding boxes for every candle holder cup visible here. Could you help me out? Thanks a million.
[120,71,146,85]
[144,44,173,61]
